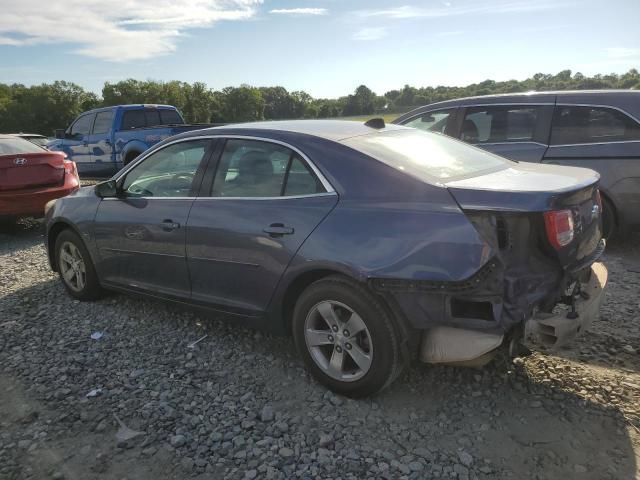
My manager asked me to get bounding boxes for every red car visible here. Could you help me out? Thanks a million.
[0,135,79,222]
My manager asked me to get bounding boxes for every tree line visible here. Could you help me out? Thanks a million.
[1,69,638,136]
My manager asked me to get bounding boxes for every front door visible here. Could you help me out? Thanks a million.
[186,138,338,314]
[458,105,553,162]
[87,110,116,177]
[64,113,94,175]
[94,138,214,299]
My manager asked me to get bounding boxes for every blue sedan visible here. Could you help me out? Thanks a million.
[44,120,607,396]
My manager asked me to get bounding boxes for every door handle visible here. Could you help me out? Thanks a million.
[263,223,294,237]
[160,219,180,231]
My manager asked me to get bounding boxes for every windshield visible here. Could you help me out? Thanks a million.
[342,129,511,182]
[0,137,46,155]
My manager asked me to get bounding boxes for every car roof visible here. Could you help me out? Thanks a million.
[83,104,178,114]
[194,119,409,142]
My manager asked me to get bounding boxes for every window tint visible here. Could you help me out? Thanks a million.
[121,110,146,130]
[461,106,539,143]
[92,111,114,135]
[122,140,209,197]
[70,114,94,138]
[211,139,324,197]
[145,109,161,127]
[342,129,509,181]
[550,106,640,145]
[0,137,45,155]
[401,109,454,134]
[160,109,184,125]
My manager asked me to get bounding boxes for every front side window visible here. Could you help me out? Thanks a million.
[550,105,640,145]
[121,140,210,197]
[69,114,94,138]
[93,111,114,135]
[211,139,324,197]
[401,109,454,134]
[460,106,540,143]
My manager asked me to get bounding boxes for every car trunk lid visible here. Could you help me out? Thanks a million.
[445,162,602,268]
[0,152,67,191]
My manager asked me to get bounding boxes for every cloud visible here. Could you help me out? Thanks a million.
[0,0,262,61]
[356,1,571,19]
[269,8,327,16]
[606,47,640,59]
[353,27,387,41]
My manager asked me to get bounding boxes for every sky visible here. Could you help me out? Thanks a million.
[0,0,639,98]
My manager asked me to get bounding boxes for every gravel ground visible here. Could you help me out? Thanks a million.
[1,219,639,480]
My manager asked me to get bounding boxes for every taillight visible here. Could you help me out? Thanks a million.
[63,160,79,181]
[544,209,574,249]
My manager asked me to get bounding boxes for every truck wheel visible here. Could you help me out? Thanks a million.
[292,275,404,397]
[124,151,141,166]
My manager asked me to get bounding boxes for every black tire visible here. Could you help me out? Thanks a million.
[292,275,404,397]
[124,151,141,166]
[0,216,17,231]
[54,229,104,301]
[601,197,616,240]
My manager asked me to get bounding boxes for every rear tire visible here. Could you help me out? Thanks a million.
[55,229,104,301]
[292,275,404,397]
[601,197,616,240]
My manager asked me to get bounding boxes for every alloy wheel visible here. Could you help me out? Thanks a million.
[59,241,87,292]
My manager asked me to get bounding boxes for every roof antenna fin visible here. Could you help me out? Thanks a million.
[364,118,385,129]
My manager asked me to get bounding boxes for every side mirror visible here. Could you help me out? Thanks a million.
[95,180,119,198]
[55,129,66,139]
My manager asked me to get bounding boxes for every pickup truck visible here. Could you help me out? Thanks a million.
[47,104,209,177]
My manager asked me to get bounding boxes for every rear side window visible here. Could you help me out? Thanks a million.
[144,110,161,127]
[550,105,640,145]
[160,109,184,125]
[92,111,114,135]
[401,109,454,134]
[461,106,540,143]
[211,139,324,197]
[343,129,510,181]
[121,110,146,130]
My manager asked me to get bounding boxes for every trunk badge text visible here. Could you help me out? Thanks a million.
[13,157,27,166]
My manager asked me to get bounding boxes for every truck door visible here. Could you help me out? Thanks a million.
[64,113,94,176]
[87,110,116,177]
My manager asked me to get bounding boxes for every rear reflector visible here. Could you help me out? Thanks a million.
[544,209,574,249]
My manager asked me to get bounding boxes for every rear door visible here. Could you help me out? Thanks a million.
[64,113,95,175]
[86,110,115,176]
[186,137,338,315]
[94,138,214,298]
[542,103,640,228]
[458,104,554,162]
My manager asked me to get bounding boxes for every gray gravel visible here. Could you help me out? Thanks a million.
[0,219,639,480]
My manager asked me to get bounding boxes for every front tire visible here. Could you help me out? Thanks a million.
[292,275,404,397]
[55,229,104,301]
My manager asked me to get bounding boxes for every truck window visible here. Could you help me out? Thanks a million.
[160,109,184,125]
[550,105,640,145]
[144,110,162,127]
[121,110,146,130]
[93,111,114,135]
[69,114,94,138]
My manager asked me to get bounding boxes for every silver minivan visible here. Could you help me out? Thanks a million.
[394,90,640,238]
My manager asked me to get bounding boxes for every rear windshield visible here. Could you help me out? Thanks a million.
[342,129,511,182]
[0,137,46,155]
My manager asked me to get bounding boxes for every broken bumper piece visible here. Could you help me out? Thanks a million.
[526,262,608,348]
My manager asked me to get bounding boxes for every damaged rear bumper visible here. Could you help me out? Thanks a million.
[525,262,608,347]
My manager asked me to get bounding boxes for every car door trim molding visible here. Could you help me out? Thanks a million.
[548,139,640,148]
[194,192,338,201]
[114,134,336,194]
[469,140,549,147]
